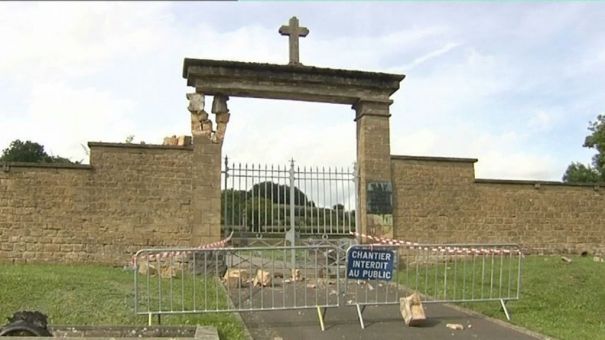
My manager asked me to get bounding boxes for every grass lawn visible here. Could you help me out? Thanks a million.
[0,264,247,339]
[401,255,605,340]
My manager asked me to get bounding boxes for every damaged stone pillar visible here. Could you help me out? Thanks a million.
[188,92,223,246]
[187,93,213,138]
[354,100,394,241]
[212,95,230,143]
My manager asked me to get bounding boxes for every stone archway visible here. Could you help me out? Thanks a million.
[182,17,404,246]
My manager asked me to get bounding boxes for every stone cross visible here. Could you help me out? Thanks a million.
[279,16,309,65]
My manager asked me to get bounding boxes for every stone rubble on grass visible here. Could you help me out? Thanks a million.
[561,256,573,263]
[446,323,464,330]
[594,256,604,263]
[137,260,183,279]
[160,265,179,279]
[400,292,426,326]
[137,261,156,276]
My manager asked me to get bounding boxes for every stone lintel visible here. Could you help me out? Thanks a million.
[183,58,404,105]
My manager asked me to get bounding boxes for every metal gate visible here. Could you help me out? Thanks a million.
[222,157,357,247]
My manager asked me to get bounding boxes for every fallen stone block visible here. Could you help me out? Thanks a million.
[253,269,272,287]
[446,323,464,330]
[291,268,304,282]
[223,268,249,288]
[561,256,573,263]
[400,293,426,326]
[160,265,178,279]
[163,135,178,145]
[177,135,192,146]
[137,261,157,276]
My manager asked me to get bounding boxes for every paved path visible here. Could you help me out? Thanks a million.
[228,278,542,340]
[239,302,542,340]
[222,252,543,340]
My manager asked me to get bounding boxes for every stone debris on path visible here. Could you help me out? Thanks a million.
[446,323,465,331]
[253,269,272,287]
[291,269,304,282]
[223,268,249,288]
[400,293,426,326]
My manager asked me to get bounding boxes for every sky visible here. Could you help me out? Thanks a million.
[1,2,604,181]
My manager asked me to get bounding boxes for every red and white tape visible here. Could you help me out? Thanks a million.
[351,232,521,256]
[130,231,234,267]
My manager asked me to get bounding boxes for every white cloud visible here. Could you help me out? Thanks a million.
[528,110,554,130]
[475,151,556,180]
[391,124,559,180]
[222,98,355,167]
[0,82,136,163]
[0,2,603,183]
[0,3,172,79]
[405,42,462,70]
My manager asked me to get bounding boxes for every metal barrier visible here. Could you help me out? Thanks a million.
[133,245,340,330]
[344,243,522,328]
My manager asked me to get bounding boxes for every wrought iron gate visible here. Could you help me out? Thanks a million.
[221,158,358,246]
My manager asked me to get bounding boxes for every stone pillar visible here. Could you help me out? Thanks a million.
[188,93,228,246]
[354,100,394,241]
[191,136,222,246]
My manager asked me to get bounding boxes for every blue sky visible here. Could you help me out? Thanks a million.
[1,2,604,180]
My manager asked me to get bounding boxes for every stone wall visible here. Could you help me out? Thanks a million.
[391,155,605,254]
[3,145,604,264]
[0,142,196,264]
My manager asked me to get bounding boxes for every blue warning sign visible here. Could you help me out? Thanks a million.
[346,246,395,281]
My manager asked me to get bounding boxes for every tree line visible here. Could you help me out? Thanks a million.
[0,140,76,164]
[4,113,604,183]
[563,114,605,183]
[221,182,355,232]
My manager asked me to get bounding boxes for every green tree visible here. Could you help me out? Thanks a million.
[563,114,605,183]
[249,181,313,206]
[562,162,601,183]
[221,189,247,226]
[0,139,75,163]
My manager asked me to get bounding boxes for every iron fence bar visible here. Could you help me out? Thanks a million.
[223,157,229,235]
